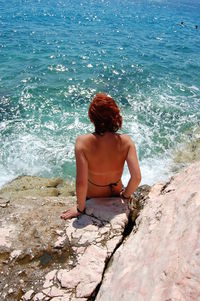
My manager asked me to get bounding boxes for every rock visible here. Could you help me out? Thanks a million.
[131,184,151,222]
[43,270,58,288]
[57,245,107,297]
[133,184,151,208]
[0,198,10,208]
[9,249,22,261]
[96,162,200,301]
[33,292,46,301]
[0,176,75,200]
[42,286,66,298]
[22,289,35,301]
[54,236,67,249]
[173,128,200,165]
[0,194,130,300]
[56,181,75,197]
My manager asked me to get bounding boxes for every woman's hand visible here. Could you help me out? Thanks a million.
[60,205,80,220]
[120,190,131,202]
[120,191,135,206]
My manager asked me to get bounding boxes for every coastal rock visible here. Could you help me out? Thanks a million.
[173,128,200,165]
[131,184,151,222]
[96,162,200,301]
[0,175,75,200]
[0,185,130,301]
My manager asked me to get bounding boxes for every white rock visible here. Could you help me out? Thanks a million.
[57,244,107,297]
[54,236,66,248]
[22,289,34,301]
[8,288,14,294]
[96,162,200,301]
[19,197,129,301]
[43,286,65,297]
[43,270,57,288]
[33,292,45,301]
[10,249,22,261]
[51,296,70,301]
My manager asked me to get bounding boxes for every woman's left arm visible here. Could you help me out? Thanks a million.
[61,136,88,220]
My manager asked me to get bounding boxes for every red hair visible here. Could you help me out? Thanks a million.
[88,93,122,135]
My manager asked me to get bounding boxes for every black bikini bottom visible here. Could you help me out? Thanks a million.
[88,178,121,196]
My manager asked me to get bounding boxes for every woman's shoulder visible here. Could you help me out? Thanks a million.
[75,133,94,146]
[119,134,135,144]
[76,133,93,141]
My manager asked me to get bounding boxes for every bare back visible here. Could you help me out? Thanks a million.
[76,132,134,197]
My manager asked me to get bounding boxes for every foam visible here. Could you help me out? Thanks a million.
[122,155,173,187]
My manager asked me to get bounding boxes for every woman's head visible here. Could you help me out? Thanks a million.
[88,93,122,135]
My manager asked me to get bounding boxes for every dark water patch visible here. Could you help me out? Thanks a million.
[16,245,75,269]
[38,248,73,268]
[39,251,53,267]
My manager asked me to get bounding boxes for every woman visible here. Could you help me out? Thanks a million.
[61,93,141,220]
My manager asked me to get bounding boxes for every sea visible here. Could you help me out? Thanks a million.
[0,0,200,188]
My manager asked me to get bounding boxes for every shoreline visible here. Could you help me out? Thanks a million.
[1,128,199,191]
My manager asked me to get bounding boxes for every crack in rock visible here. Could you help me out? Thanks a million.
[14,197,130,301]
[1,177,151,301]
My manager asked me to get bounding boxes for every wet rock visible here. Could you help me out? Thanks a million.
[0,176,75,200]
[96,162,200,301]
[173,128,200,166]
[174,139,200,164]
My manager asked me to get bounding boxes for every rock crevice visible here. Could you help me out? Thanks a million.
[95,162,200,301]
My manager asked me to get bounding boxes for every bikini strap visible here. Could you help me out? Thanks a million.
[88,179,121,196]
[88,179,120,187]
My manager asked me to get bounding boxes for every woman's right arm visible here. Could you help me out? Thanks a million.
[75,136,88,212]
[122,136,141,198]
[60,136,88,220]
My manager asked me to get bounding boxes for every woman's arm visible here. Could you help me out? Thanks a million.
[60,136,88,220]
[75,136,88,211]
[122,137,141,198]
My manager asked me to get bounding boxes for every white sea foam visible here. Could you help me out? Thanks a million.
[189,85,199,91]
[0,131,75,189]
[0,171,17,189]
[48,64,68,72]
[122,154,173,186]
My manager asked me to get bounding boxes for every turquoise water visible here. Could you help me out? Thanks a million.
[0,0,200,187]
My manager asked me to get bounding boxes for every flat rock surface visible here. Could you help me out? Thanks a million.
[96,162,200,301]
[0,180,130,301]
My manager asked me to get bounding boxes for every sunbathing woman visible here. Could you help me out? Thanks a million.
[61,93,141,220]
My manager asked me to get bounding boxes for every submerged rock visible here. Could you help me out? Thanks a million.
[96,162,200,301]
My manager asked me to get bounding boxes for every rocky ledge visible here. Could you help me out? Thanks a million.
[0,176,146,301]
[96,162,200,301]
[0,162,200,301]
